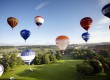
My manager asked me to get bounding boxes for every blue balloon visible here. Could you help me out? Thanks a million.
[0,64,4,76]
[20,49,35,64]
[82,32,90,42]
[102,3,110,18]
[20,29,31,41]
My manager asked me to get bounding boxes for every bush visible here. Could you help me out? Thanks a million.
[103,58,110,75]
[89,59,103,74]
[76,63,93,76]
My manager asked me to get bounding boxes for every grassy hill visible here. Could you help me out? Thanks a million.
[0,60,108,80]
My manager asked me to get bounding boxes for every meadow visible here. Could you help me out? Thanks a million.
[0,60,108,80]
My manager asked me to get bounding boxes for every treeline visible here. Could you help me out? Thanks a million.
[33,50,62,65]
[0,50,62,72]
[76,54,110,77]
[0,53,24,72]
[65,48,110,79]
[65,48,110,59]
[0,46,15,49]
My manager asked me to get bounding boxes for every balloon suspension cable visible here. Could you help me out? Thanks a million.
[86,42,88,49]
[61,50,64,55]
[29,62,33,71]
[38,26,40,29]
[86,42,87,45]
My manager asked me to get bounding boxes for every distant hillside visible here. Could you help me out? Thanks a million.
[0,42,110,51]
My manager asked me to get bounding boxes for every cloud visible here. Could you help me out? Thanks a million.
[97,17,110,25]
[35,2,49,10]
[97,0,110,6]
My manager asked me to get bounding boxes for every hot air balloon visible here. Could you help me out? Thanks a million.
[20,49,35,65]
[10,77,14,80]
[0,64,4,76]
[56,35,69,54]
[20,29,31,42]
[102,3,110,18]
[80,17,93,31]
[7,17,18,30]
[82,32,90,42]
[109,25,110,30]
[34,16,44,28]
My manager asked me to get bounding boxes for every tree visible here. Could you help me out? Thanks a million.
[99,50,110,58]
[16,57,25,65]
[49,54,56,63]
[9,54,17,68]
[89,59,103,74]
[44,54,50,64]
[0,54,10,72]
[76,63,93,76]
[56,51,62,60]
[35,54,43,65]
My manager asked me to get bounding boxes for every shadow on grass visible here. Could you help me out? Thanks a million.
[16,60,80,80]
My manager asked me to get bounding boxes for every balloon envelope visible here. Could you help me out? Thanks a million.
[80,17,93,31]
[34,16,44,27]
[0,64,4,76]
[56,35,69,51]
[109,25,110,30]
[82,32,90,42]
[20,49,35,64]
[102,3,110,18]
[7,17,18,29]
[20,29,31,41]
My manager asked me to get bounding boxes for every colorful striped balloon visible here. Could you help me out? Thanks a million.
[34,16,44,28]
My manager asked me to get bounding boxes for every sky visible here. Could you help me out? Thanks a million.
[0,0,110,46]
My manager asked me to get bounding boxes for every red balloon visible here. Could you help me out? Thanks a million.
[7,17,18,29]
[80,17,93,31]
[109,25,110,30]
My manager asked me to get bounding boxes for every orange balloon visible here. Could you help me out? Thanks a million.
[56,35,69,44]
[7,17,18,29]
[80,17,93,31]
[56,35,69,51]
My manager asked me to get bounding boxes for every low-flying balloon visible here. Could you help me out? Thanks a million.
[56,35,69,54]
[80,17,93,31]
[34,16,44,28]
[102,3,110,18]
[10,77,14,80]
[20,49,35,65]
[7,17,18,30]
[82,32,90,42]
[0,64,4,76]
[20,29,31,42]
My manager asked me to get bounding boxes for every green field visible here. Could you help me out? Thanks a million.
[0,60,108,80]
